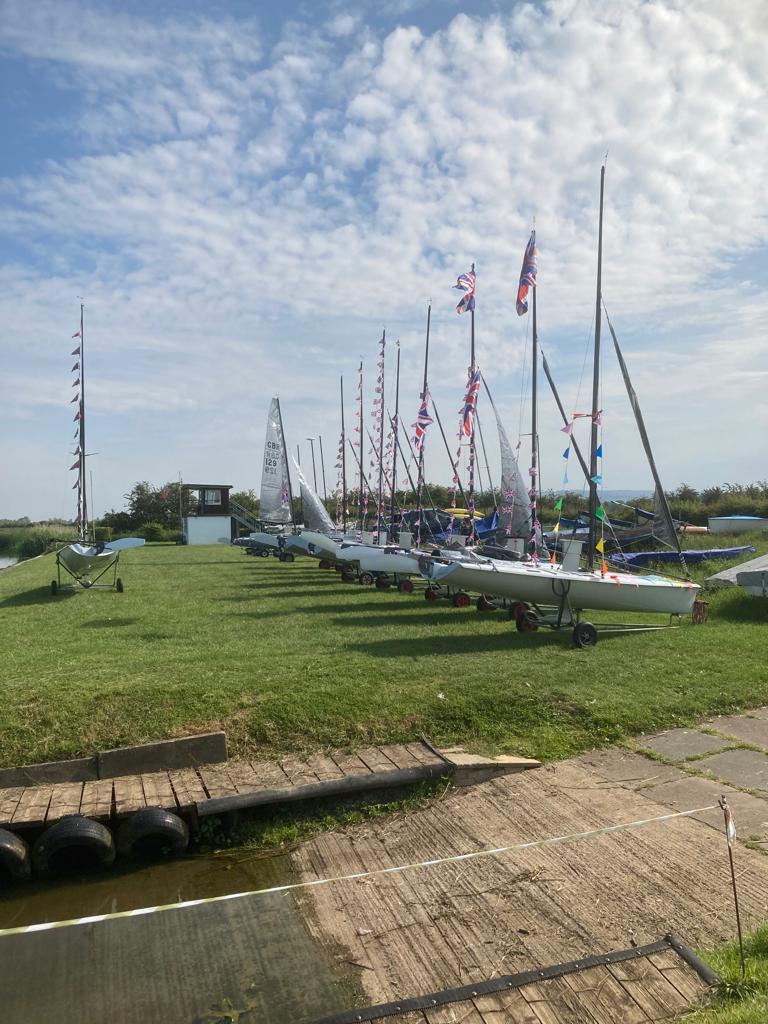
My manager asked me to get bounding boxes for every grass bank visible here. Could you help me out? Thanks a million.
[688,927,768,1023]
[0,541,766,768]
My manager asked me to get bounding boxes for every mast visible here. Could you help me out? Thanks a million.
[340,376,347,532]
[376,330,386,542]
[275,397,294,529]
[416,303,431,544]
[530,264,538,551]
[358,361,364,529]
[468,263,477,538]
[390,340,400,540]
[78,303,87,540]
[587,165,605,570]
[318,435,327,502]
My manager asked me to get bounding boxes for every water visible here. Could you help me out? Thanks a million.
[0,556,19,570]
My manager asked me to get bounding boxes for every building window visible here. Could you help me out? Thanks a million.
[204,489,221,505]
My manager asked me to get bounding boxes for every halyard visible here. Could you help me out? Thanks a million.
[0,542,767,770]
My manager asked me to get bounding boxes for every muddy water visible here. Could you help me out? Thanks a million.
[0,556,19,569]
[0,846,291,930]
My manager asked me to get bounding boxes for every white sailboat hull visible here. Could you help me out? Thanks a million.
[336,544,420,576]
[248,532,281,550]
[421,556,699,616]
[299,531,342,561]
[58,543,118,578]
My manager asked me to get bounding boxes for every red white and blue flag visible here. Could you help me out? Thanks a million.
[453,270,476,315]
[516,230,537,316]
[412,389,433,451]
[460,370,481,438]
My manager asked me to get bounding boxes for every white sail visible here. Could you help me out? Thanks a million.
[260,397,292,524]
[293,458,335,533]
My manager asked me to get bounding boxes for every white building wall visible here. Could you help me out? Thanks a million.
[184,516,232,545]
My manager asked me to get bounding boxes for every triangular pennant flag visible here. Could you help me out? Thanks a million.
[71,362,80,372]
[596,537,604,553]
[591,474,603,485]
[69,461,79,470]
[72,480,79,489]
[554,497,564,512]
[72,378,80,387]
[550,552,558,565]
[602,559,609,574]
[595,504,605,521]
[562,448,570,459]
[552,522,560,533]
[596,444,603,458]
[563,473,569,485]
[71,347,80,355]
[71,330,81,338]
[73,411,82,421]
[70,394,79,403]
[560,422,574,436]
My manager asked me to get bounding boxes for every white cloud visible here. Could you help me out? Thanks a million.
[1,0,767,518]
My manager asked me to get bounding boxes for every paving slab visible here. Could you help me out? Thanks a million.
[574,749,682,788]
[636,729,731,761]
[696,748,768,793]
[633,774,768,838]
[703,714,768,750]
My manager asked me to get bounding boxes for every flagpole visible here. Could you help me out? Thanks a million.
[531,248,538,554]
[318,436,327,502]
[340,376,347,533]
[358,361,364,530]
[588,165,605,571]
[468,263,477,541]
[79,303,87,540]
[390,340,400,540]
[416,302,431,546]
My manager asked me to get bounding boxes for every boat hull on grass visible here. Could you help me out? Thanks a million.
[58,543,119,578]
[708,516,768,535]
[420,556,699,616]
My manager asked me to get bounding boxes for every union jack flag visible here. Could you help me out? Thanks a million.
[453,270,476,315]
[516,230,537,316]
[460,369,481,438]
[412,389,433,450]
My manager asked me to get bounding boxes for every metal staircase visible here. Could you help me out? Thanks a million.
[229,500,260,532]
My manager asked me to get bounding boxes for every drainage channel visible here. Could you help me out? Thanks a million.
[0,848,357,1024]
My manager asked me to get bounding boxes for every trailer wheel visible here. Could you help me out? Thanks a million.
[398,579,414,594]
[341,568,356,583]
[0,828,31,884]
[116,807,189,859]
[375,577,391,590]
[516,610,539,633]
[32,815,115,877]
[476,595,495,612]
[259,549,270,558]
[115,578,124,593]
[50,580,58,595]
[318,559,331,570]
[283,552,295,563]
[452,591,471,608]
[359,571,375,586]
[573,622,598,648]
[424,586,440,602]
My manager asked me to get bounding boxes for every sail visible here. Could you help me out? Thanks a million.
[482,382,530,538]
[293,459,335,533]
[260,397,292,523]
[604,309,686,571]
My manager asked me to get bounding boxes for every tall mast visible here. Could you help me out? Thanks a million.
[587,165,605,570]
[530,261,538,551]
[467,262,477,537]
[390,340,400,539]
[340,376,347,532]
[318,436,327,501]
[358,361,364,529]
[78,303,87,540]
[416,303,431,544]
[275,397,295,529]
[376,331,386,542]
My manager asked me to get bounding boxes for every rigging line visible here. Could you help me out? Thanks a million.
[0,803,720,940]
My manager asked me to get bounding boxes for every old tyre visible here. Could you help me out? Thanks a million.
[0,828,31,884]
[359,571,375,586]
[115,577,124,593]
[516,610,539,633]
[32,815,115,877]
[116,807,189,859]
[259,549,270,558]
[573,622,598,648]
[452,591,471,608]
[398,578,414,594]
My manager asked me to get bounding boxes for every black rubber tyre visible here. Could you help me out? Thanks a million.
[476,595,495,613]
[452,591,471,608]
[359,571,375,586]
[115,807,189,859]
[283,552,295,562]
[341,568,356,583]
[573,622,598,648]
[398,579,414,594]
[115,577,124,593]
[32,815,115,877]
[319,559,331,570]
[0,828,31,884]
[424,586,440,602]
[259,549,270,558]
[375,577,390,590]
[516,610,539,633]
[50,580,58,595]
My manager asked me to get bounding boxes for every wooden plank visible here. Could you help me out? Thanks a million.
[113,775,146,816]
[655,964,708,1005]
[11,786,54,827]
[45,782,84,823]
[356,746,401,773]
[607,958,693,1019]
[0,787,25,827]
[406,742,446,768]
[520,977,594,1024]
[425,1002,485,1024]
[141,772,177,809]
[280,755,319,787]
[382,744,423,770]
[562,965,647,1024]
[474,988,541,1023]
[305,753,345,781]
[225,761,265,794]
[168,768,208,809]
[79,779,114,820]
[331,750,374,777]
[198,764,238,799]
[247,760,291,792]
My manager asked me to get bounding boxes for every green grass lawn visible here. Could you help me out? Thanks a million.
[0,541,766,768]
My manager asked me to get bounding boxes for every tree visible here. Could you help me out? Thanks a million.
[121,481,192,528]
[230,490,260,515]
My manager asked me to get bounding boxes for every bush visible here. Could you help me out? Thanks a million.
[140,522,166,542]
[17,530,56,559]
[94,526,114,542]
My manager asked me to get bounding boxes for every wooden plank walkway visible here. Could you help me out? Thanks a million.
[0,741,450,829]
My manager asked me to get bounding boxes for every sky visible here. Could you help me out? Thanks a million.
[1,0,766,522]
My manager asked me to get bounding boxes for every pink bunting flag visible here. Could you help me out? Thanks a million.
[74,411,82,421]
[71,347,80,356]
[70,394,79,403]
[71,330,81,338]
[71,362,80,372]
[72,378,79,387]
[69,461,79,470]
[561,422,574,435]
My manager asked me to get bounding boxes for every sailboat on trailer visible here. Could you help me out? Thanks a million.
[419,169,701,639]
